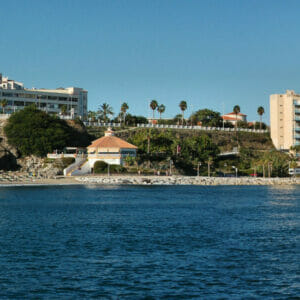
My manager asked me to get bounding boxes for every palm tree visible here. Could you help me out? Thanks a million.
[60,104,67,116]
[179,100,187,125]
[88,111,97,122]
[0,99,8,114]
[233,105,240,130]
[157,104,166,119]
[150,100,158,119]
[121,102,129,124]
[257,106,265,130]
[98,102,114,123]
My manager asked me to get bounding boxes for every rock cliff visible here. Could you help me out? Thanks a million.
[0,119,19,170]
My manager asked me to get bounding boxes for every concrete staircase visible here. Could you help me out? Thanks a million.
[63,156,87,176]
[70,160,91,176]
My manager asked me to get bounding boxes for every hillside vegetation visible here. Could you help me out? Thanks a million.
[1,114,291,177]
[115,128,280,176]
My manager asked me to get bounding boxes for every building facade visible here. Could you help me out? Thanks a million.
[0,73,87,119]
[270,90,300,150]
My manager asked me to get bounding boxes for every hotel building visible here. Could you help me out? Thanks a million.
[0,73,87,119]
[270,90,300,150]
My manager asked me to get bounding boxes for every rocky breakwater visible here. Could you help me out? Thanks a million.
[75,175,300,186]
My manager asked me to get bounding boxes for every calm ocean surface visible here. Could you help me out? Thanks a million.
[0,185,299,299]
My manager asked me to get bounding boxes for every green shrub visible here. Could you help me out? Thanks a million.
[109,164,127,173]
[43,158,55,164]
[94,161,108,173]
[93,161,127,174]
[61,157,75,168]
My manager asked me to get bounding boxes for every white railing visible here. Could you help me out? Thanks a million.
[83,122,121,127]
[82,121,268,133]
[218,150,239,156]
[136,123,268,133]
[88,154,121,158]
[47,153,78,159]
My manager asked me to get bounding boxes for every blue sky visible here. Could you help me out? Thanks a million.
[1,0,300,122]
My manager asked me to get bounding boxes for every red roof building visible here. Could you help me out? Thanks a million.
[221,112,247,125]
[87,128,137,166]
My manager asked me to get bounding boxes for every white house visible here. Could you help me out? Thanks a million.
[221,112,247,125]
[87,128,137,168]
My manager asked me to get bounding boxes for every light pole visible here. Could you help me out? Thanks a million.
[232,166,238,178]
[268,162,272,178]
[197,162,202,176]
[208,161,211,177]
[224,163,227,177]
[107,164,110,176]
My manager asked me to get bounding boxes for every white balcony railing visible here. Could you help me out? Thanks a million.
[88,154,121,158]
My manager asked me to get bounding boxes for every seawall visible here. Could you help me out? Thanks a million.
[75,175,300,186]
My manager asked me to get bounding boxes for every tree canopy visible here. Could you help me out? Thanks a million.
[190,109,223,127]
[4,106,90,157]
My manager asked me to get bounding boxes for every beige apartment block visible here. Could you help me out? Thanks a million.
[270,90,300,150]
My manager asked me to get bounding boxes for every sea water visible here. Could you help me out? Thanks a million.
[0,185,299,298]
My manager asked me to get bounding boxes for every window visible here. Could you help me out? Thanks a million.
[14,101,24,106]
[37,95,47,99]
[2,92,13,97]
[23,94,36,99]
[48,96,58,100]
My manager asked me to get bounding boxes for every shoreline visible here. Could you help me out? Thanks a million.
[0,175,300,187]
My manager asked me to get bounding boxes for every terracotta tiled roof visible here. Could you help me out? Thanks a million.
[225,112,247,116]
[222,116,239,121]
[88,136,137,149]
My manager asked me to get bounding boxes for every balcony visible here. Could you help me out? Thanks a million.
[295,127,300,131]
[295,117,300,121]
[88,153,121,159]
[295,109,300,114]
[295,134,300,139]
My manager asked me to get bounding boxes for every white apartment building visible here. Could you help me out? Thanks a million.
[270,90,300,150]
[0,73,87,119]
